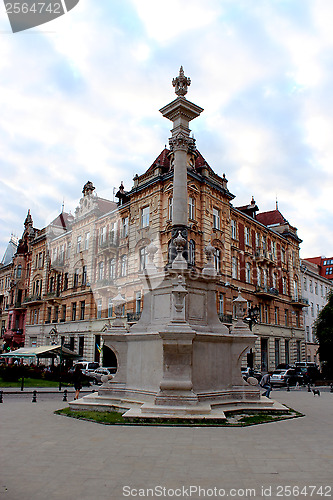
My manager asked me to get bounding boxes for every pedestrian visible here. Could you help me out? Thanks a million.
[260,371,273,398]
[73,364,82,400]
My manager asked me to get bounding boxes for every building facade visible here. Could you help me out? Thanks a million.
[301,258,333,364]
[1,88,309,372]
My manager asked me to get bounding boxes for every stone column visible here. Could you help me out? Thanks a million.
[159,67,203,268]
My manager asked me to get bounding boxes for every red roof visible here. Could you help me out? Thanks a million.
[256,210,288,226]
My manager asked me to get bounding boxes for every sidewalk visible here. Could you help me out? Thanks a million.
[1,389,332,500]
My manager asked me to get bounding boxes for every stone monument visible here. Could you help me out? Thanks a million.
[70,68,284,419]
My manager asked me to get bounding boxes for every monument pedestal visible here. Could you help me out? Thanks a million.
[70,271,286,419]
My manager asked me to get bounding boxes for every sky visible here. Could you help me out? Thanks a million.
[0,0,332,260]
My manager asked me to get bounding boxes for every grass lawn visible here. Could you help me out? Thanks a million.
[0,377,71,388]
[55,407,304,427]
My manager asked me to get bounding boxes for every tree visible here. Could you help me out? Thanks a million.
[314,291,333,378]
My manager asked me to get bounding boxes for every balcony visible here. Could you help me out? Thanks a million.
[94,279,116,290]
[290,296,309,307]
[45,292,62,304]
[127,312,141,323]
[218,313,233,324]
[255,286,279,298]
[51,256,66,269]
[23,295,43,305]
[98,236,118,253]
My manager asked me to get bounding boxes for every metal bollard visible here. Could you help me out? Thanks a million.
[32,390,37,403]
[0,390,3,403]
[307,384,311,392]
[63,389,68,402]
[286,382,290,392]
[330,384,333,393]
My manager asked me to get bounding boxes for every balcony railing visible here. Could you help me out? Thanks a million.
[23,295,43,304]
[255,286,279,297]
[291,296,309,306]
[218,313,233,324]
[127,312,141,322]
[99,236,118,251]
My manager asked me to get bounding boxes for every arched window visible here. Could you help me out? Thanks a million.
[121,255,127,276]
[109,258,116,280]
[189,240,195,266]
[98,262,104,281]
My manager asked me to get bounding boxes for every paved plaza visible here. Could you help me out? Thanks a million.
[0,388,333,500]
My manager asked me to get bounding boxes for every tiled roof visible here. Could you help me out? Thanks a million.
[256,209,288,226]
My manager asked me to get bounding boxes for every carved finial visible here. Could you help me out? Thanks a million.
[172,66,191,97]
[24,209,33,228]
[82,181,95,197]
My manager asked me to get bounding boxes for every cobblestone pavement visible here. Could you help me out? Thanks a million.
[0,388,332,500]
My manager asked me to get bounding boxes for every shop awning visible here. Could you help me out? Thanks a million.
[3,345,81,360]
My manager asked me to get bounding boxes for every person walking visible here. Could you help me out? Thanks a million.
[73,364,83,400]
[260,371,273,398]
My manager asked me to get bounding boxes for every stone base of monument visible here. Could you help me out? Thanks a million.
[69,271,289,420]
[69,391,287,421]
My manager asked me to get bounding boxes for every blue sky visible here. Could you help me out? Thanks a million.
[0,0,332,259]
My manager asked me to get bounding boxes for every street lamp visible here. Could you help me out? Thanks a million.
[246,305,260,331]
[50,326,63,391]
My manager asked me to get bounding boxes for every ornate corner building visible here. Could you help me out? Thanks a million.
[0,70,309,371]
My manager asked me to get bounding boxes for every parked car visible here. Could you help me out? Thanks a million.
[294,362,321,383]
[69,361,100,377]
[241,367,262,382]
[89,367,117,384]
[270,368,303,386]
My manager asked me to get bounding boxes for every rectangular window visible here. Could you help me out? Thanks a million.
[98,262,104,281]
[109,223,115,244]
[168,197,173,220]
[62,305,66,322]
[82,266,87,286]
[255,233,260,249]
[84,232,90,250]
[315,282,318,295]
[122,217,128,237]
[231,219,237,239]
[47,307,52,323]
[136,291,142,314]
[245,262,251,283]
[54,306,59,323]
[275,339,280,367]
[232,256,237,279]
[139,247,147,271]
[284,309,288,326]
[97,299,102,319]
[109,259,116,280]
[108,298,113,318]
[64,273,69,291]
[296,340,301,362]
[285,339,290,365]
[188,197,195,220]
[100,226,106,246]
[72,302,77,321]
[303,276,307,291]
[264,305,269,323]
[141,206,149,228]
[218,293,224,315]
[70,336,75,351]
[77,236,81,253]
[213,208,220,230]
[30,337,37,348]
[80,301,85,320]
[78,336,84,357]
[73,269,79,288]
[274,307,279,324]
[244,227,250,246]
[121,255,127,277]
